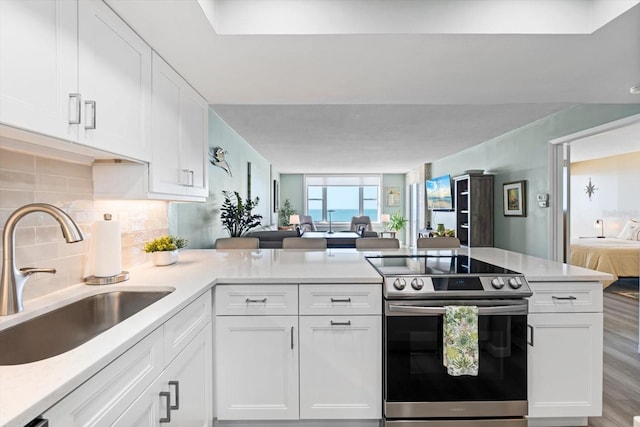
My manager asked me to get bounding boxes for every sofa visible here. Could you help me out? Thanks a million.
[245,230,300,249]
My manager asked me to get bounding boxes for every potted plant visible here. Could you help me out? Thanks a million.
[278,199,297,229]
[144,235,188,266]
[388,212,408,232]
[220,190,263,237]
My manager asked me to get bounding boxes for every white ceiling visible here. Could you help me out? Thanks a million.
[105,0,640,173]
[571,119,640,162]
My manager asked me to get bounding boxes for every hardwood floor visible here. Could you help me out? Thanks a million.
[587,291,640,427]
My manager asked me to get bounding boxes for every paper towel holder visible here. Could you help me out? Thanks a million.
[84,271,130,285]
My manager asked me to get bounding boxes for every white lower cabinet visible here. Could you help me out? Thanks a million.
[215,315,299,420]
[42,291,212,426]
[527,282,603,422]
[114,322,213,427]
[299,315,381,419]
[214,283,382,422]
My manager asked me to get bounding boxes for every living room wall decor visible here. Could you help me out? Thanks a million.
[209,146,232,176]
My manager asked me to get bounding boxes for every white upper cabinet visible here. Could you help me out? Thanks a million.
[150,53,208,198]
[0,0,79,142]
[78,0,151,161]
[0,0,151,162]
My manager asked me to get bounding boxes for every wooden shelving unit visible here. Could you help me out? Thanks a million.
[454,174,494,247]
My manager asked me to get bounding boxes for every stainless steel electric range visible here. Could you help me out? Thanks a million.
[367,254,533,427]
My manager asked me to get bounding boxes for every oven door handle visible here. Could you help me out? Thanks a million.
[387,304,528,316]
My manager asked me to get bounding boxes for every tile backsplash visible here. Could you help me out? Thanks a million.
[0,148,169,302]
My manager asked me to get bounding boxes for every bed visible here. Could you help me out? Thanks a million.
[570,237,640,287]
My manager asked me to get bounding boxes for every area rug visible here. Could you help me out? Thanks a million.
[605,278,640,301]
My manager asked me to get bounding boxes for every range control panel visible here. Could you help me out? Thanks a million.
[384,275,532,299]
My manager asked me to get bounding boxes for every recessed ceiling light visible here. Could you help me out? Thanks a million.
[631,83,640,94]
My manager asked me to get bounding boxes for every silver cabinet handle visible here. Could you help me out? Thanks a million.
[84,100,96,129]
[181,169,194,187]
[552,295,577,300]
[159,391,171,423]
[26,419,48,427]
[330,297,352,303]
[527,324,534,347]
[330,320,352,326]
[246,297,267,303]
[68,93,81,124]
[169,380,180,410]
[290,326,294,349]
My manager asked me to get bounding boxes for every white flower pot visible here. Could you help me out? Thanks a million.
[152,250,178,266]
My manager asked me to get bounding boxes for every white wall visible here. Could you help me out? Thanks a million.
[570,151,640,238]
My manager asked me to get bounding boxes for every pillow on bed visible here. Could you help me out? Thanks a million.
[617,219,639,239]
[629,223,640,241]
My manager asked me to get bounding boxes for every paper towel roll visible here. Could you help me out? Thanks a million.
[93,213,122,277]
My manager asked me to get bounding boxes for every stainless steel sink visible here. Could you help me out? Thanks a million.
[0,290,172,365]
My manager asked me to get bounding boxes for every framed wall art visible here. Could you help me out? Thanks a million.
[503,180,526,217]
[385,187,401,207]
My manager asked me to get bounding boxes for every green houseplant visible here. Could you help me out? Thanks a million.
[278,199,297,227]
[220,190,263,237]
[144,235,189,266]
[388,212,408,232]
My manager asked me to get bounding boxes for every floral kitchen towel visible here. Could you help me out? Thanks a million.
[443,305,479,376]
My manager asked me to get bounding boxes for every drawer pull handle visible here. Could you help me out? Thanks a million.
[246,298,267,303]
[169,380,180,410]
[552,295,577,301]
[527,324,534,347]
[331,320,352,326]
[159,391,171,423]
[330,297,352,303]
[291,326,294,349]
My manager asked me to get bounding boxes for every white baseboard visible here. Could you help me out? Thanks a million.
[528,417,588,427]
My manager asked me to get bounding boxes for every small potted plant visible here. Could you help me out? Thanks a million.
[388,212,408,232]
[144,235,188,266]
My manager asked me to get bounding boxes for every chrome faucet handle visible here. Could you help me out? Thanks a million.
[19,267,57,276]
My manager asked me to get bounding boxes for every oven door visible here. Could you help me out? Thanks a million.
[384,299,528,419]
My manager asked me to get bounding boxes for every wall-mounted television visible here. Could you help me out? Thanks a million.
[426,174,454,211]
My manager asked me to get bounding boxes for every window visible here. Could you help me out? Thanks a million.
[305,175,381,222]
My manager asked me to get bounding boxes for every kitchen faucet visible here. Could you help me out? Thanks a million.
[1,203,84,316]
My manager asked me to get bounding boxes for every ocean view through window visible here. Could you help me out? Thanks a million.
[305,175,381,222]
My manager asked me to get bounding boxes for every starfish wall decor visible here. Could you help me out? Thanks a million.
[585,177,597,201]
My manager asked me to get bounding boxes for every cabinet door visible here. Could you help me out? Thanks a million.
[42,328,164,426]
[180,83,208,198]
[299,315,381,419]
[528,312,603,418]
[216,316,299,420]
[0,0,78,142]
[111,379,163,427]
[150,53,208,198]
[162,322,213,426]
[78,0,151,161]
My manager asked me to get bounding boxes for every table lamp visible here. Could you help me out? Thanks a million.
[594,219,605,238]
[380,214,390,230]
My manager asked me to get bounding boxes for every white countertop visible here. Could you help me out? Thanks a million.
[0,247,610,426]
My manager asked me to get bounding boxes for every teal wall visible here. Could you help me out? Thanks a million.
[169,110,274,248]
[430,104,640,258]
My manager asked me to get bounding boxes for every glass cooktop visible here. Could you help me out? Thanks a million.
[366,254,520,276]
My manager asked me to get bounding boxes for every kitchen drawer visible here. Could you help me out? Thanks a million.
[164,290,211,363]
[215,284,298,316]
[528,282,603,313]
[299,284,382,315]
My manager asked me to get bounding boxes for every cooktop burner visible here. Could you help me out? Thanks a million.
[366,255,532,299]
[367,254,520,276]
